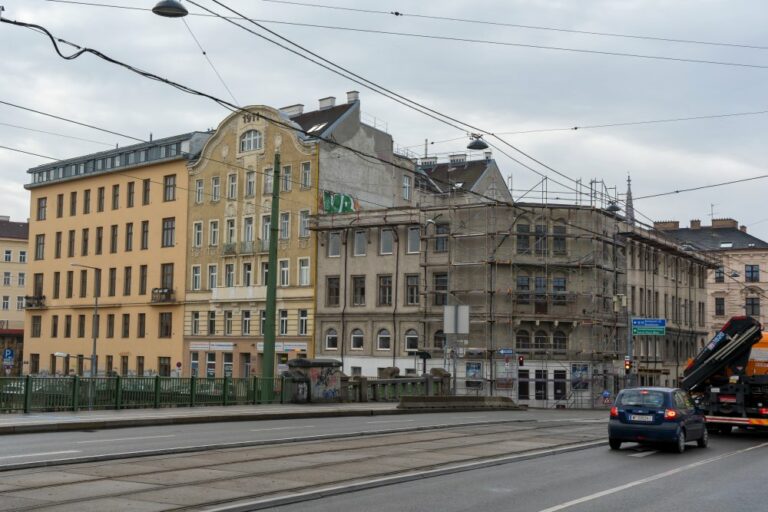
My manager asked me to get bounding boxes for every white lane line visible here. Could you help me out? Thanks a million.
[250,426,315,432]
[75,434,176,444]
[537,441,768,512]
[367,419,417,424]
[628,450,658,458]
[0,450,81,460]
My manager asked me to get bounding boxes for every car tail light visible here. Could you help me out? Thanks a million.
[664,409,678,420]
[610,406,618,418]
[759,408,768,416]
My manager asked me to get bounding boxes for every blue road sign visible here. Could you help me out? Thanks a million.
[2,348,13,361]
[497,348,515,355]
[631,318,666,335]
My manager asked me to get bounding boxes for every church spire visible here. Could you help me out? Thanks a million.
[625,175,635,225]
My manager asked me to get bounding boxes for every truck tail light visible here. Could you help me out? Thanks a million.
[664,409,678,420]
[759,408,768,416]
[610,406,618,418]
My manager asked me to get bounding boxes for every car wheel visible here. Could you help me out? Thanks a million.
[697,427,708,448]
[674,429,686,454]
[609,438,622,450]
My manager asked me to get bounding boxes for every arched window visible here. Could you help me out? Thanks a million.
[350,328,364,350]
[377,328,391,350]
[325,328,338,350]
[516,330,530,349]
[239,130,262,152]
[405,329,419,352]
[534,330,548,349]
[553,330,567,351]
[433,330,446,349]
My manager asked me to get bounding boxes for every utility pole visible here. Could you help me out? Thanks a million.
[261,150,281,400]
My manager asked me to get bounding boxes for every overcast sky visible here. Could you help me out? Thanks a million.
[2,0,767,239]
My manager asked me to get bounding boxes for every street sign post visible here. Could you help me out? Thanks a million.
[631,318,666,336]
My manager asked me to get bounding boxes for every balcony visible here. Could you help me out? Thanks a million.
[258,239,270,253]
[222,243,237,256]
[24,295,46,309]
[151,288,176,304]
[240,241,255,254]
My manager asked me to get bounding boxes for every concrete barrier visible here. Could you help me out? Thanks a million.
[397,395,524,410]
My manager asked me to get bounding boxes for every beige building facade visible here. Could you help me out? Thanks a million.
[0,217,29,376]
[24,132,210,376]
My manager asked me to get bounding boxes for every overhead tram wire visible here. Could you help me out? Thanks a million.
[180,17,240,105]
[0,145,58,160]
[634,174,768,200]
[259,0,768,51]
[0,122,114,146]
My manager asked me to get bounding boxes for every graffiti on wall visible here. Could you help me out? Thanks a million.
[323,191,359,214]
[309,366,340,400]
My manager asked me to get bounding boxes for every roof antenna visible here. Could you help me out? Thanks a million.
[149,132,153,142]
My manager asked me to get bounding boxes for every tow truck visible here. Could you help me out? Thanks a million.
[680,316,768,433]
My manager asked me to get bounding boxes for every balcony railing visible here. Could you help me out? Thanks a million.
[222,243,237,256]
[24,295,46,309]
[240,241,255,254]
[151,288,176,304]
[258,239,270,252]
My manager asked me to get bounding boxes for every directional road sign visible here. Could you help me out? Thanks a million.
[497,348,515,356]
[631,318,667,336]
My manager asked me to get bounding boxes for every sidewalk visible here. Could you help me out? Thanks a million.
[0,402,404,434]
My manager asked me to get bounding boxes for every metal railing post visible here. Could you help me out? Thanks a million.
[223,377,229,406]
[190,376,196,407]
[154,375,160,408]
[72,376,80,412]
[115,375,122,410]
[23,374,31,413]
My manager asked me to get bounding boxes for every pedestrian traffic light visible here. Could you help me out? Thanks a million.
[624,357,632,374]
[518,355,524,366]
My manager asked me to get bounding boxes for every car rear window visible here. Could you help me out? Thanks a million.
[616,390,666,408]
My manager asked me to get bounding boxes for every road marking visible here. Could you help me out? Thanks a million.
[75,435,176,444]
[367,419,417,424]
[537,441,768,512]
[0,450,80,460]
[250,426,315,432]
[628,449,658,458]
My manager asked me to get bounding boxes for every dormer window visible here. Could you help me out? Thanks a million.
[239,130,263,152]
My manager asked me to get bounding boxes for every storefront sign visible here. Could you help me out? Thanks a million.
[189,342,234,351]
[256,342,308,352]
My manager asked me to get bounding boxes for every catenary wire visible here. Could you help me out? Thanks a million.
[0,145,58,160]
[0,122,114,146]
[181,17,240,105]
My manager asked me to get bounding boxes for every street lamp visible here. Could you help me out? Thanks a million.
[467,134,489,151]
[71,263,100,409]
[152,0,188,17]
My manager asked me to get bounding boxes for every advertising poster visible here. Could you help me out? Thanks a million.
[571,363,589,390]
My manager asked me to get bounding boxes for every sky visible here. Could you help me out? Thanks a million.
[1,0,768,239]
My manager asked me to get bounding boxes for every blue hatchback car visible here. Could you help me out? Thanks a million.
[608,387,707,453]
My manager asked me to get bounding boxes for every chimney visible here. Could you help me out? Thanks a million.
[449,153,467,165]
[0,216,9,222]
[318,96,336,110]
[740,225,747,233]
[279,104,304,117]
[654,220,680,230]
[690,219,701,229]
[484,150,492,161]
[712,218,738,229]
[346,90,359,103]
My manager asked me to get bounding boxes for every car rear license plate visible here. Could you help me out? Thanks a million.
[629,414,653,422]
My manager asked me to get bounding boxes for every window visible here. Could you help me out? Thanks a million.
[279,309,288,335]
[108,267,117,296]
[142,179,151,205]
[353,230,366,256]
[16,296,24,311]
[94,268,102,298]
[715,297,725,316]
[125,223,133,251]
[298,258,310,286]
[301,162,311,188]
[208,311,216,334]
[56,193,63,217]
[51,316,60,338]
[137,313,146,338]
[261,262,269,285]
[69,191,77,216]
[227,174,237,199]
[327,276,340,306]
[208,264,218,289]
[31,316,41,337]
[243,262,252,286]
[243,217,254,243]
[325,328,338,350]
[535,224,547,255]
[516,224,530,254]
[35,234,45,260]
[106,314,115,338]
[19,251,26,263]
[195,179,204,203]
[263,168,273,194]
[260,310,266,334]
[158,357,171,377]
[298,309,308,335]
[63,315,71,337]
[377,329,391,350]
[191,266,201,290]
[553,225,567,254]
[351,329,364,350]
[553,277,567,305]
[405,329,419,352]
[435,224,449,252]
[279,260,289,287]
[139,265,148,295]
[97,186,105,212]
[225,218,235,243]
[281,165,292,192]
[211,176,221,201]
[111,184,120,210]
[242,310,251,335]
[352,276,365,305]
[162,218,175,247]
[245,171,255,197]
[54,232,61,258]
[407,227,420,254]
[746,265,760,283]
[95,227,103,255]
[433,330,446,349]
[36,197,47,220]
[79,270,87,298]
[4,250,13,263]
[33,273,44,297]
[2,272,10,286]
[535,370,547,400]
[141,221,149,250]
[380,229,394,255]
[299,210,310,238]
[224,310,233,335]
[110,225,118,253]
[516,276,530,304]
[328,231,341,257]
[18,272,25,287]
[553,331,567,351]
[161,174,176,202]
[127,182,135,208]
[406,274,419,305]
[188,222,202,249]
[378,275,392,306]
[280,212,290,239]
[209,220,219,246]
[225,263,235,287]
[746,297,760,316]
[261,215,271,246]
[434,272,448,306]
[239,129,262,152]
[67,230,76,257]
[2,296,9,311]
[402,175,411,200]
[78,315,85,337]
[159,312,172,338]
[161,263,174,289]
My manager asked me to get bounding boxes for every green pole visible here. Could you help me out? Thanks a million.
[23,374,31,413]
[261,151,281,401]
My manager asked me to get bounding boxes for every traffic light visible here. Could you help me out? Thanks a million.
[518,355,524,366]
[624,357,632,374]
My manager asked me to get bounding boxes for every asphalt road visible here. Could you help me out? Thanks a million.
[0,409,606,467]
[259,430,768,512]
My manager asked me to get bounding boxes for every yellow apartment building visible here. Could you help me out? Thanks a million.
[0,216,29,376]
[24,132,211,376]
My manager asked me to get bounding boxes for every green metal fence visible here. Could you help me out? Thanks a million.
[0,376,286,413]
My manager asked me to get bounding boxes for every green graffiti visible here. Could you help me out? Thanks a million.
[323,191,357,213]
